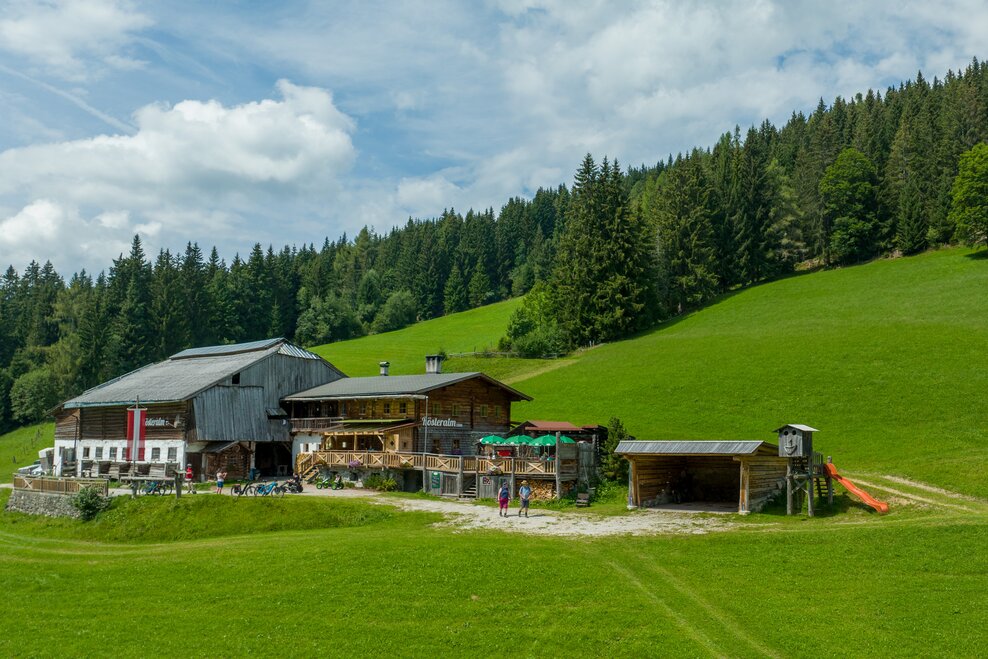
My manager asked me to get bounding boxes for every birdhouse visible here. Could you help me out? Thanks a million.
[775,424,818,458]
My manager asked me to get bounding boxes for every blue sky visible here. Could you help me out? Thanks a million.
[1,0,986,274]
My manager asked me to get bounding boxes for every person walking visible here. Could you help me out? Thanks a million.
[216,469,227,495]
[497,481,510,517]
[518,480,531,517]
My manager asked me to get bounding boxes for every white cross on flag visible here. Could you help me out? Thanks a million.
[126,406,146,461]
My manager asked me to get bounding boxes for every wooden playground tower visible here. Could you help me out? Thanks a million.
[777,424,833,516]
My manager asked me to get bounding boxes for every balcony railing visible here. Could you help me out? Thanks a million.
[296,450,577,478]
[290,417,346,433]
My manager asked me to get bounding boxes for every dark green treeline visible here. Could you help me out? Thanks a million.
[3,60,988,429]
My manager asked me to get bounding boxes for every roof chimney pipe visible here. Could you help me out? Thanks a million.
[379,361,390,376]
[425,354,444,374]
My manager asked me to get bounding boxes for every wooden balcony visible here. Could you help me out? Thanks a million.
[296,450,578,479]
[290,416,346,433]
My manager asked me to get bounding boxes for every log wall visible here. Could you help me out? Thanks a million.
[56,403,189,442]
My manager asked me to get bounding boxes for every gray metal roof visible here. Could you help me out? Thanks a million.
[171,337,283,359]
[286,372,532,401]
[615,440,772,455]
[62,339,324,408]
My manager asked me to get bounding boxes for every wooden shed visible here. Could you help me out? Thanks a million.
[616,440,788,514]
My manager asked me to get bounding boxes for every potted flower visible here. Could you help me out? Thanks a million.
[348,459,362,469]
[486,465,502,476]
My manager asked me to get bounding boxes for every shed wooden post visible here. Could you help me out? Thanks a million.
[509,457,516,500]
[739,459,750,514]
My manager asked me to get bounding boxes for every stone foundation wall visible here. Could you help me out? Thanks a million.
[5,489,81,519]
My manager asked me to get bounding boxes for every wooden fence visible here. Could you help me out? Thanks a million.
[13,474,109,496]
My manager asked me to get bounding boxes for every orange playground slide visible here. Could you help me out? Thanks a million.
[823,463,889,514]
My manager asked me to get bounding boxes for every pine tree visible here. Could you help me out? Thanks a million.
[443,264,468,315]
[651,153,718,312]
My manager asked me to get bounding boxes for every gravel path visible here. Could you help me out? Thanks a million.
[295,486,733,536]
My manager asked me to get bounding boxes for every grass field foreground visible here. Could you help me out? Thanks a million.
[0,492,985,657]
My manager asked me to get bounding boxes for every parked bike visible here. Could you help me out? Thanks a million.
[315,475,333,489]
[254,481,284,497]
[143,480,173,496]
[232,480,257,498]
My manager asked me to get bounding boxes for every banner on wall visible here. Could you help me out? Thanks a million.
[125,406,147,461]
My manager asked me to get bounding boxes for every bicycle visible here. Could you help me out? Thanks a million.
[143,480,173,496]
[254,481,284,497]
[233,480,257,498]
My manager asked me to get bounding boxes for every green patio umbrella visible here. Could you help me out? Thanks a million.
[478,435,506,445]
[506,435,532,445]
[531,434,576,447]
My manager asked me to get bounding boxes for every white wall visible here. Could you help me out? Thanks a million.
[53,438,187,476]
[291,433,323,464]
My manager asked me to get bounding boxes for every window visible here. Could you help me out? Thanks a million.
[431,439,441,453]
[83,447,91,459]
[452,404,460,416]
[167,447,177,462]
[383,402,391,415]
[95,447,103,460]
[431,402,441,416]
[480,404,488,417]
[494,405,502,419]
[232,372,241,385]
[151,447,161,461]
[109,447,117,460]
[360,402,367,415]
[399,402,407,415]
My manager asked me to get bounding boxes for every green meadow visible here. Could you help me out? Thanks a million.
[2,247,987,656]
[1,489,986,657]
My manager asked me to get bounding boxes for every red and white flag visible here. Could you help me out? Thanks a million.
[126,406,146,461]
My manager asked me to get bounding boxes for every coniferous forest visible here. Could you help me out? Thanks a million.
[3,61,988,431]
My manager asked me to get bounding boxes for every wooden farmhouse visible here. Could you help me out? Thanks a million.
[617,440,788,514]
[53,338,343,480]
[287,357,586,498]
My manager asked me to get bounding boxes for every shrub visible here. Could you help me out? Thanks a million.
[72,486,111,521]
[363,474,398,492]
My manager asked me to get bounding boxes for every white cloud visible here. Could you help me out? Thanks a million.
[0,0,151,79]
[0,81,357,272]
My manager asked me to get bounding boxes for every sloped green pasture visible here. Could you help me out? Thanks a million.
[510,248,988,497]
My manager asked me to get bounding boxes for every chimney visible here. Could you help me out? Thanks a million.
[425,354,444,374]
[379,361,390,376]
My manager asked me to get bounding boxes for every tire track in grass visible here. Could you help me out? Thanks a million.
[623,551,781,659]
[603,559,729,657]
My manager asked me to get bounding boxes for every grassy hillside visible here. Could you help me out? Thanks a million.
[0,423,53,483]
[310,297,522,375]
[320,248,986,497]
[511,248,988,497]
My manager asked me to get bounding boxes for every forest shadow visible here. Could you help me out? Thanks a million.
[963,248,988,260]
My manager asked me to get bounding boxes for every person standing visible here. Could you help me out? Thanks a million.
[518,480,531,517]
[497,481,510,517]
[185,464,196,494]
[216,469,227,495]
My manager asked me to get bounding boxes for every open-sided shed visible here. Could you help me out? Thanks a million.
[616,440,788,514]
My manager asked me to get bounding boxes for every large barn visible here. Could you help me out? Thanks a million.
[53,338,343,480]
